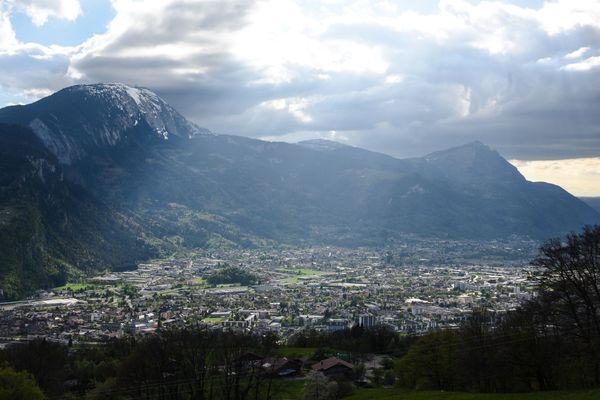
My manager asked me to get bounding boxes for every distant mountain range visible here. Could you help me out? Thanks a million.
[0,83,598,299]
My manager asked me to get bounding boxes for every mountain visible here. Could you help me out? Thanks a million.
[0,83,210,164]
[581,197,600,214]
[415,141,526,188]
[298,139,354,151]
[0,123,154,299]
[398,142,599,238]
[0,83,598,297]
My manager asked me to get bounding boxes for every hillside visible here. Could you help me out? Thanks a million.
[581,197,600,214]
[0,123,154,299]
[344,388,600,400]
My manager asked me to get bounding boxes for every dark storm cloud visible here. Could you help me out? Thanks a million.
[0,50,71,91]
[3,0,600,160]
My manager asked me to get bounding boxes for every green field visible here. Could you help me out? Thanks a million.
[282,276,301,284]
[276,268,330,285]
[201,317,225,324]
[274,379,305,400]
[191,277,207,286]
[52,283,94,292]
[270,382,600,400]
[276,347,316,358]
[276,268,328,276]
[345,388,600,400]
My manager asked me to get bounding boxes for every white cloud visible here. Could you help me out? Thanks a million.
[538,0,600,35]
[565,46,590,59]
[0,0,81,100]
[0,16,15,49]
[384,74,404,84]
[231,0,389,84]
[258,128,349,144]
[67,0,253,86]
[561,56,600,72]
[261,97,314,123]
[10,0,81,26]
[2,0,600,176]
[22,87,53,100]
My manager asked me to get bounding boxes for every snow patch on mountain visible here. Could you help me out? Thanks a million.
[72,83,196,141]
[14,83,214,163]
[124,86,143,107]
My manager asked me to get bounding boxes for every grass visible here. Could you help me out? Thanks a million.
[345,388,600,400]
[158,289,179,296]
[277,268,330,285]
[273,379,305,400]
[276,347,316,358]
[215,283,245,288]
[268,383,600,400]
[276,268,328,276]
[201,317,225,324]
[282,276,301,285]
[52,283,94,292]
[191,277,207,286]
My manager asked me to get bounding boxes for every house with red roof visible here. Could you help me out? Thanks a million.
[311,356,354,377]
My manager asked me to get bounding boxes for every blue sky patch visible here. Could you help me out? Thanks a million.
[11,0,114,46]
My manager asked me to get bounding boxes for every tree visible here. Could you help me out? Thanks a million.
[394,330,458,390]
[351,363,366,382]
[0,367,44,400]
[533,225,600,384]
[303,371,336,400]
[0,339,67,395]
[206,266,258,286]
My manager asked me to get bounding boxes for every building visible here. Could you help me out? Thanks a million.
[358,314,376,328]
[312,357,354,377]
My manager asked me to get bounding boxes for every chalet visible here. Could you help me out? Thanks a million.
[262,357,303,377]
[311,356,354,377]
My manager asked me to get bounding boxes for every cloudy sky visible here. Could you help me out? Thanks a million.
[0,0,599,195]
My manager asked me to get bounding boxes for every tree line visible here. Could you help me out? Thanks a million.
[395,225,600,392]
[0,329,282,400]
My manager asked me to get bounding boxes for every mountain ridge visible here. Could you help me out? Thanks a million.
[0,83,598,298]
[581,197,600,214]
[0,123,154,299]
[0,83,212,164]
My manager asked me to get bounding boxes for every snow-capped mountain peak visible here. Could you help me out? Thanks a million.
[0,83,212,164]
[65,83,206,141]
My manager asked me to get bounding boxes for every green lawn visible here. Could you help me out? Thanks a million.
[345,388,600,400]
[191,277,207,286]
[52,283,93,292]
[274,379,305,400]
[201,317,225,324]
[270,381,600,400]
[276,268,328,276]
[281,276,301,285]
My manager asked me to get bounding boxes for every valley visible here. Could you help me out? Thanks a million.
[0,237,538,346]
[0,84,597,300]
[3,2,600,397]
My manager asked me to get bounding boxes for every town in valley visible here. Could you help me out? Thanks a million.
[0,237,539,346]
